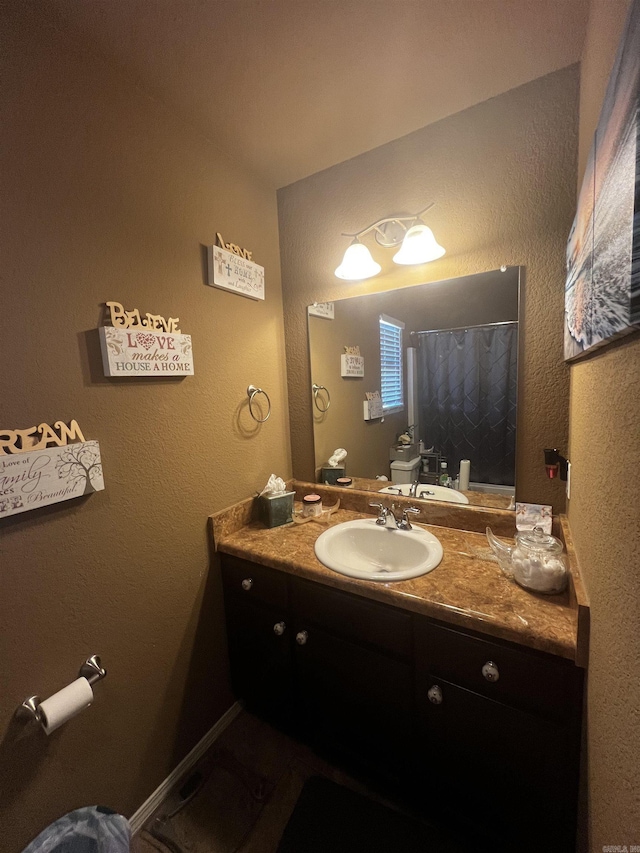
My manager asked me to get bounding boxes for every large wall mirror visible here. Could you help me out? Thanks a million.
[308,267,521,509]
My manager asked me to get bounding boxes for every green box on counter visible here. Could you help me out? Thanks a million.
[321,465,346,485]
[258,491,295,528]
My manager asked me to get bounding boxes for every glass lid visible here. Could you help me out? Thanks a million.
[516,526,564,553]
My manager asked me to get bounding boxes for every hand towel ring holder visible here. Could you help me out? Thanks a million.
[247,385,271,423]
[312,383,331,413]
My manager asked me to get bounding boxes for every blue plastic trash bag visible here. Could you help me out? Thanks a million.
[22,806,130,853]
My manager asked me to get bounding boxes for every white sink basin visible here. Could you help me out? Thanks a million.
[314,518,443,581]
[378,483,470,504]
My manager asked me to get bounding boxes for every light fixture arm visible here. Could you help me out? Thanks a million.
[341,203,435,242]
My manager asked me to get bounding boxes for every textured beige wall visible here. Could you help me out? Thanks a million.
[309,301,405,479]
[280,66,580,510]
[569,0,640,847]
[0,7,289,851]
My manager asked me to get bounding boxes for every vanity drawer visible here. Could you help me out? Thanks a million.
[292,577,412,658]
[221,555,288,609]
[415,618,582,722]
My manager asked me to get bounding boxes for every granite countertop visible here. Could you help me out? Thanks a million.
[212,492,587,665]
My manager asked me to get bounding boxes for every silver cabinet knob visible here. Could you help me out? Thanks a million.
[482,661,499,682]
[241,578,253,591]
[295,630,309,646]
[273,621,286,636]
[427,685,443,705]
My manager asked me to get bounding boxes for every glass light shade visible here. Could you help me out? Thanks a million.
[392,222,445,265]
[334,241,381,280]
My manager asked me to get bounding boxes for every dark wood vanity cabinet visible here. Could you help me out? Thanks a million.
[291,575,414,773]
[414,620,583,851]
[221,556,294,726]
[221,554,583,851]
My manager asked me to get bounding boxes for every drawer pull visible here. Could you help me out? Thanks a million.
[427,685,443,705]
[241,578,253,591]
[296,630,309,646]
[273,621,286,636]
[482,661,500,682]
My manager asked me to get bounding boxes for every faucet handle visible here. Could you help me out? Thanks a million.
[369,502,389,525]
[398,506,421,530]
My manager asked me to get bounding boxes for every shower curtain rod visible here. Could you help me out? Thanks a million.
[410,320,518,336]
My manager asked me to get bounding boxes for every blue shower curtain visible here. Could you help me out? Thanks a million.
[417,324,517,486]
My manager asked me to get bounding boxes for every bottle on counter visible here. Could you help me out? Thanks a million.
[439,462,449,486]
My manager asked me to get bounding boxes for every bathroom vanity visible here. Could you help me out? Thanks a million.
[211,482,587,852]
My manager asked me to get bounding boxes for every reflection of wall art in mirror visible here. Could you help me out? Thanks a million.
[308,302,335,319]
[307,268,521,508]
[341,347,364,377]
[363,391,383,420]
[564,0,640,360]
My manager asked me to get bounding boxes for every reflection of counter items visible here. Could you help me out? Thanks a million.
[0,419,104,519]
[98,300,194,376]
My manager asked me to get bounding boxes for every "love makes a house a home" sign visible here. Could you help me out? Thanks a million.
[98,301,194,376]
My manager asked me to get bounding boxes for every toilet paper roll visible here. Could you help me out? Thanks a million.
[38,677,93,735]
[459,459,471,492]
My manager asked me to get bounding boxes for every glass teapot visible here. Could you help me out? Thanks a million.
[486,526,568,594]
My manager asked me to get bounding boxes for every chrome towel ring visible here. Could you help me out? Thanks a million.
[247,385,272,423]
[312,383,331,413]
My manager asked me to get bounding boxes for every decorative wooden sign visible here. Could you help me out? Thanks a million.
[308,302,335,319]
[0,420,104,518]
[98,301,194,376]
[363,391,383,421]
[341,346,364,377]
[104,301,181,332]
[216,232,253,261]
[207,245,265,301]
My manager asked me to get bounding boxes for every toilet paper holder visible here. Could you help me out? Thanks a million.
[19,654,107,724]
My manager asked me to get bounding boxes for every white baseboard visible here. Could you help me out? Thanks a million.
[129,701,243,835]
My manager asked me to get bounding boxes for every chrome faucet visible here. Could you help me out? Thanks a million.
[369,502,421,530]
[369,502,399,529]
[409,479,420,497]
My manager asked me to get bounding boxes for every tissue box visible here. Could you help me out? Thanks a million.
[321,465,346,485]
[258,491,295,528]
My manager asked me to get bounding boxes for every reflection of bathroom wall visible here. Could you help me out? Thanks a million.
[310,299,407,478]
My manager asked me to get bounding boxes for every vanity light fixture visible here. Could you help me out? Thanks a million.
[334,204,445,281]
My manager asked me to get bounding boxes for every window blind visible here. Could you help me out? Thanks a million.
[379,314,404,412]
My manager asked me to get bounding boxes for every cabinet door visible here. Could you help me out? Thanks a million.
[293,621,413,774]
[416,673,577,852]
[224,592,294,726]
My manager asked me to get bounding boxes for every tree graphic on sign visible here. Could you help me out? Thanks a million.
[56,443,103,495]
